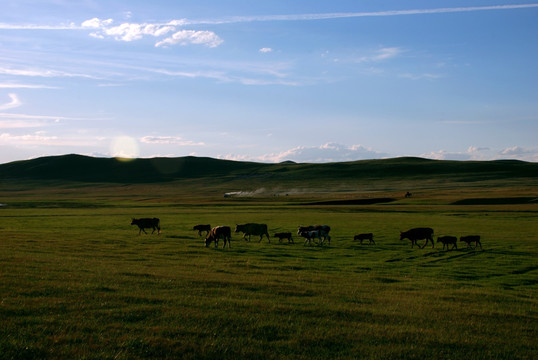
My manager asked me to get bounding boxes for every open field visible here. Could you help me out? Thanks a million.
[1,156,537,359]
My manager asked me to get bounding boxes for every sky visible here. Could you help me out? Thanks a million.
[0,0,537,164]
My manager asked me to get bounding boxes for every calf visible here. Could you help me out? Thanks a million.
[298,225,331,245]
[193,224,211,237]
[299,230,322,246]
[131,218,161,235]
[399,227,434,248]
[354,233,375,245]
[460,235,482,249]
[437,236,457,250]
[274,232,294,243]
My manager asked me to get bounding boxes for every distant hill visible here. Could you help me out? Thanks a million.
[0,154,536,184]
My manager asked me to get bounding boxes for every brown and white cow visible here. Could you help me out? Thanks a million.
[205,226,232,248]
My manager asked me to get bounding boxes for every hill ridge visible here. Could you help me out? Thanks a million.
[0,154,536,184]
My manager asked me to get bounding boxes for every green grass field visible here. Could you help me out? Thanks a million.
[0,157,537,359]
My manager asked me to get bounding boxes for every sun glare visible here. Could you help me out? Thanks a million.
[110,136,139,160]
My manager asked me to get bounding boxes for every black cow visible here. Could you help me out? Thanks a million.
[205,226,232,248]
[235,223,270,242]
[400,227,434,248]
[298,225,331,245]
[354,233,375,245]
[131,218,161,235]
[460,235,482,249]
[193,224,211,237]
[274,232,294,243]
[437,236,457,250]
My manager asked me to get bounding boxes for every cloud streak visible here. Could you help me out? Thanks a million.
[0,94,22,111]
[180,4,538,25]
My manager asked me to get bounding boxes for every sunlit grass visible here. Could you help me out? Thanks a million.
[0,179,537,359]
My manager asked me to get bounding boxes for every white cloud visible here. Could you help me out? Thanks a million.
[223,143,389,163]
[499,146,530,156]
[155,30,223,48]
[81,18,223,48]
[81,18,113,29]
[259,48,273,53]
[0,94,21,111]
[140,136,205,146]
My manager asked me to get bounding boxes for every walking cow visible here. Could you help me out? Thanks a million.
[354,233,375,245]
[437,236,457,250]
[193,224,211,237]
[235,223,271,242]
[400,227,434,248]
[460,235,482,250]
[274,232,294,243]
[131,218,161,235]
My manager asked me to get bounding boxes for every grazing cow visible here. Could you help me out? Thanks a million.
[460,235,482,249]
[297,225,331,245]
[399,227,434,248]
[354,233,375,245]
[131,218,161,235]
[299,230,322,246]
[205,226,232,248]
[274,232,294,243]
[235,223,270,242]
[193,224,211,237]
[437,236,458,250]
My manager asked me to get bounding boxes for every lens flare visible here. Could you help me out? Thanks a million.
[110,136,139,160]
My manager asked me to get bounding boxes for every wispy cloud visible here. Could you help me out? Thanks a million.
[140,136,205,146]
[0,83,57,89]
[357,47,404,63]
[179,4,538,25]
[0,66,98,79]
[155,30,223,48]
[0,94,22,111]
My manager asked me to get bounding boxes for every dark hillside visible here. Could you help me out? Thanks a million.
[0,154,270,183]
[0,154,536,184]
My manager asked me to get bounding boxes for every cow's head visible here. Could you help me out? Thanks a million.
[130,218,137,225]
[234,224,242,233]
[205,236,214,247]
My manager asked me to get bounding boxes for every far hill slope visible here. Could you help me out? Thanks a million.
[0,154,536,184]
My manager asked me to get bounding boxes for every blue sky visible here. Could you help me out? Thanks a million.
[0,0,537,163]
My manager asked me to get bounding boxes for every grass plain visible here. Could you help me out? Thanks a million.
[0,157,537,359]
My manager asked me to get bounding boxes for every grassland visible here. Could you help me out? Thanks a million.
[0,156,537,359]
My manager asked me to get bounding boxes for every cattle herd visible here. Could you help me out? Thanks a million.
[130,218,483,250]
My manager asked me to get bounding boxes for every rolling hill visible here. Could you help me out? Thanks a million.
[0,154,536,185]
